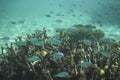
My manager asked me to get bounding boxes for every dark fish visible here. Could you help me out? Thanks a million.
[96,20,103,27]
[71,14,76,17]
[55,28,64,32]
[96,14,102,17]
[97,2,104,6]
[10,21,16,24]
[66,11,71,14]
[72,3,77,7]
[79,15,83,16]
[85,10,88,13]
[56,13,61,16]
[18,20,25,24]
[50,11,54,14]
[82,0,85,3]
[79,5,82,7]
[59,4,62,7]
[61,14,64,16]
[70,9,74,12]
[45,14,51,17]
[54,19,62,23]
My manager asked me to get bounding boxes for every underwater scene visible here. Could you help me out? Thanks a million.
[0,0,120,80]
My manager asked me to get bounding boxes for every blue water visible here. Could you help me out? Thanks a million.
[0,0,120,46]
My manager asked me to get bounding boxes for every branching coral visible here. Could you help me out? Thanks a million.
[0,25,120,80]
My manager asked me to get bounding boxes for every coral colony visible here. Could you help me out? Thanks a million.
[0,24,120,80]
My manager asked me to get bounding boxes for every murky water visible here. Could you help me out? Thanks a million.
[0,0,120,46]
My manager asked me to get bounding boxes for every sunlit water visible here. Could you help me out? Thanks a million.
[0,0,120,46]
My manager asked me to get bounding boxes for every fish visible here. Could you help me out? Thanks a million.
[81,39,92,45]
[28,37,38,43]
[59,4,62,7]
[27,55,39,62]
[35,29,42,33]
[15,41,26,46]
[56,13,61,16]
[70,9,74,12]
[54,71,69,77]
[80,61,92,68]
[54,19,62,23]
[10,21,16,24]
[0,58,3,62]
[45,14,51,17]
[50,11,54,14]
[71,3,77,7]
[0,36,10,40]
[51,52,64,59]
[18,20,25,24]
[71,14,76,17]
[50,39,61,45]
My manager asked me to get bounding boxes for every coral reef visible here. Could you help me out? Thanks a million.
[58,24,105,41]
[0,24,120,80]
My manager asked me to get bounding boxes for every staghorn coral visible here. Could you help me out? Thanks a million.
[0,25,120,80]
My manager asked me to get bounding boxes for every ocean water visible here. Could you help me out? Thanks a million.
[0,0,120,46]
[0,0,120,80]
